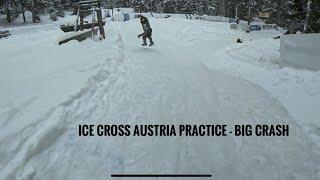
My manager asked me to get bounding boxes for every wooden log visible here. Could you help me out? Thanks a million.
[0,31,11,39]
[77,0,100,5]
[60,21,105,32]
[0,34,11,38]
[0,31,10,34]
[91,9,96,40]
[58,29,98,45]
[80,3,99,8]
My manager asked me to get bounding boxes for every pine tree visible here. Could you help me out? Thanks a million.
[308,0,320,32]
[286,0,306,32]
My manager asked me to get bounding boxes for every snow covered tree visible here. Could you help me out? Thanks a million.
[0,0,318,32]
[286,0,306,32]
[308,0,320,33]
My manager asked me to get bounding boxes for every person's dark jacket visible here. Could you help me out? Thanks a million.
[138,15,152,37]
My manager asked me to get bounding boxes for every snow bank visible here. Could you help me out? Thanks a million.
[230,23,278,32]
[280,33,320,71]
[112,11,125,22]
[240,24,249,31]
[117,8,134,14]
[111,8,134,22]
[194,15,230,22]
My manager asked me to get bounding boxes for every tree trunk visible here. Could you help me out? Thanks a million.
[6,0,12,23]
[32,0,36,23]
[21,0,26,23]
[304,0,312,32]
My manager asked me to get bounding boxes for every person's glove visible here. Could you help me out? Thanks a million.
[137,34,142,38]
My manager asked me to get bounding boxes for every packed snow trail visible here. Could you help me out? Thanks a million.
[0,18,319,179]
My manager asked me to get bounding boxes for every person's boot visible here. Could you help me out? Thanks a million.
[149,41,154,46]
[142,39,147,46]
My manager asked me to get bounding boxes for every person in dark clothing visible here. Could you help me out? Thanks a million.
[137,15,154,46]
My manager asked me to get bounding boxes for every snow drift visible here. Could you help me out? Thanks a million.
[280,33,320,71]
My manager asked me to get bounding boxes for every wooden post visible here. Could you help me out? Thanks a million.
[235,4,238,19]
[96,0,105,39]
[112,0,114,16]
[91,8,95,40]
[74,5,80,32]
[96,8,105,39]
[80,10,84,31]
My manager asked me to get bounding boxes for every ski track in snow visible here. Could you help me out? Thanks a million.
[0,17,319,180]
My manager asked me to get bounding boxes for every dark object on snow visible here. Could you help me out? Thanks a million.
[50,13,58,21]
[284,30,291,35]
[137,15,154,46]
[32,15,41,23]
[60,21,105,32]
[123,13,130,21]
[59,29,98,45]
[32,8,41,23]
[185,14,192,20]
[56,10,65,18]
[287,21,305,34]
[236,38,243,43]
[0,31,11,39]
[273,36,281,39]
[72,7,78,15]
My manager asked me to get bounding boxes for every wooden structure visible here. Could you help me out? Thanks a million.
[74,0,105,39]
[0,31,11,39]
[58,0,106,45]
[60,21,105,32]
[58,29,98,45]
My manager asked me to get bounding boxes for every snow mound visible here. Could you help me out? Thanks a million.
[280,33,320,71]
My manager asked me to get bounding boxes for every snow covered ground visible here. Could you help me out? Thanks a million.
[0,14,319,180]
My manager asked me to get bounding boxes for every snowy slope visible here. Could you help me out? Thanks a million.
[0,16,319,180]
